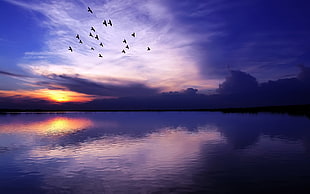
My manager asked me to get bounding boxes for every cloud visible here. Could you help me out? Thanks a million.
[2,0,310,110]
[0,70,29,78]
[191,0,310,81]
[5,0,210,92]
[214,66,310,107]
[90,66,310,110]
[0,95,55,110]
[40,74,160,98]
[3,0,310,94]
[298,64,310,83]
[217,70,258,94]
[2,66,310,110]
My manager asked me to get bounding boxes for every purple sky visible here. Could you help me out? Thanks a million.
[1,0,310,109]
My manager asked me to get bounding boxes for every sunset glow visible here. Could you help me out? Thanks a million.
[42,89,93,102]
[0,89,95,103]
[45,90,71,102]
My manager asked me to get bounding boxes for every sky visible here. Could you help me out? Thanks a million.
[0,0,310,109]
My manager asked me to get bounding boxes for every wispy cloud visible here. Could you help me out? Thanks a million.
[5,0,214,93]
[0,70,29,78]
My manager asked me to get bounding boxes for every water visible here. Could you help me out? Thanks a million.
[0,111,310,193]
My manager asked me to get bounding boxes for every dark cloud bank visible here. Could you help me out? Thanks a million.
[1,66,310,110]
[41,74,160,97]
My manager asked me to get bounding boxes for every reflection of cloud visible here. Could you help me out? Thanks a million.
[27,126,224,191]
[31,126,222,160]
[2,112,310,192]
[0,117,93,135]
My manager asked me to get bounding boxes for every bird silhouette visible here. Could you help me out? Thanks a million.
[147,47,151,51]
[99,53,103,57]
[102,20,107,26]
[68,46,73,52]
[123,39,127,44]
[88,7,93,13]
[108,20,112,26]
[79,40,83,44]
[91,47,95,50]
[126,45,129,49]
[131,32,136,37]
[89,32,94,37]
[99,42,104,47]
[95,35,99,40]
[76,34,80,39]
[91,27,96,32]
[122,49,126,54]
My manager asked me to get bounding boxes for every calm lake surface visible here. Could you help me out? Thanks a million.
[1,111,310,193]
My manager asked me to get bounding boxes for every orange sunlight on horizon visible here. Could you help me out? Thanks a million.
[0,89,95,103]
[42,89,91,102]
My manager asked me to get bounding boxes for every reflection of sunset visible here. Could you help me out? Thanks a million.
[43,117,93,134]
[0,89,94,103]
[0,117,93,135]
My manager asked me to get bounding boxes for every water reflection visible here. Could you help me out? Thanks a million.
[0,112,310,193]
[0,116,93,135]
[29,128,223,189]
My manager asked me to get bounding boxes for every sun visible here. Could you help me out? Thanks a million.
[41,89,94,103]
[0,89,95,103]
[46,90,71,102]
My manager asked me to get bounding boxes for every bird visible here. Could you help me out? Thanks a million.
[108,19,112,26]
[79,40,83,44]
[68,46,73,52]
[99,53,103,57]
[88,7,93,13]
[91,27,96,32]
[91,47,95,50]
[123,39,127,44]
[95,35,99,40]
[125,45,129,49]
[99,42,104,47]
[131,32,136,37]
[122,49,126,53]
[89,32,94,37]
[76,34,80,39]
[102,20,107,26]
[147,47,151,51]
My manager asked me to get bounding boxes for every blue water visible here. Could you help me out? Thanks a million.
[0,112,310,193]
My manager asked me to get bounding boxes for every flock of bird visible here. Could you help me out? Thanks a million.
[68,6,151,58]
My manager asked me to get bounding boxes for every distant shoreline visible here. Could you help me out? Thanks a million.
[1,104,310,117]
